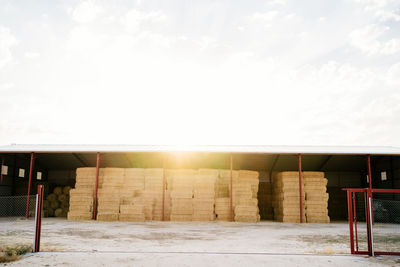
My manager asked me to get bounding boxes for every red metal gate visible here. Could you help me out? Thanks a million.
[344,188,400,256]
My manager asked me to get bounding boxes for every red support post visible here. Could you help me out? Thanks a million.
[366,190,374,256]
[230,153,233,222]
[26,152,35,219]
[34,185,44,252]
[367,155,374,225]
[0,157,3,183]
[347,190,355,254]
[93,152,100,220]
[298,154,303,223]
[367,155,372,190]
[162,155,166,221]
[353,192,358,251]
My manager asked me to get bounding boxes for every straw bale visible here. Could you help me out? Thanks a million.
[125,168,145,178]
[97,212,119,221]
[170,215,192,221]
[234,215,259,222]
[119,214,145,222]
[219,169,239,178]
[67,211,92,220]
[302,171,325,178]
[76,167,97,177]
[145,168,164,177]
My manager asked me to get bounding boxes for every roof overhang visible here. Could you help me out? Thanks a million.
[0,144,400,155]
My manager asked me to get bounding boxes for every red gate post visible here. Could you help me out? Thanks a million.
[92,152,100,220]
[162,154,166,221]
[347,190,355,254]
[298,154,303,223]
[230,153,233,222]
[34,185,44,252]
[26,152,35,219]
[352,192,359,252]
[367,155,374,224]
[366,189,374,256]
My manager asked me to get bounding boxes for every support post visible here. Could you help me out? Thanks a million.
[230,153,233,222]
[353,192,358,251]
[367,155,374,224]
[366,155,374,256]
[298,154,303,223]
[162,154,166,221]
[367,155,372,190]
[26,152,35,219]
[34,185,44,252]
[93,152,100,220]
[347,190,355,254]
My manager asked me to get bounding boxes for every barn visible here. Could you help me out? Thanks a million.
[1,144,399,224]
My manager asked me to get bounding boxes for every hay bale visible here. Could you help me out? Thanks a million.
[54,208,63,217]
[58,194,68,202]
[53,187,63,195]
[47,207,54,217]
[63,186,72,195]
[50,200,59,209]
[47,193,57,202]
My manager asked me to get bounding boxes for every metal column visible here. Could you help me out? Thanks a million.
[93,152,100,220]
[230,153,233,222]
[162,155,166,221]
[347,190,355,254]
[34,184,44,252]
[298,154,303,223]
[25,152,35,219]
[367,155,373,190]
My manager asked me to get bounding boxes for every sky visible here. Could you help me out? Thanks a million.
[0,0,400,147]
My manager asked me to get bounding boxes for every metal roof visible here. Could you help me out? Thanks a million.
[0,144,400,155]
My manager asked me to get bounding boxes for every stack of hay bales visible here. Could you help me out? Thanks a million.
[44,186,71,217]
[192,169,217,221]
[97,168,124,221]
[144,168,166,221]
[68,167,99,220]
[170,169,195,221]
[303,172,330,223]
[119,168,146,221]
[232,170,260,222]
[258,171,273,220]
[272,171,306,223]
[215,198,231,221]
[214,170,236,221]
[215,170,232,198]
[119,197,146,222]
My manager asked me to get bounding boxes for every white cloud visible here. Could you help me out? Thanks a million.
[251,11,279,27]
[355,0,400,22]
[123,9,167,33]
[269,0,286,6]
[24,52,40,59]
[349,24,400,55]
[0,26,17,69]
[70,0,103,23]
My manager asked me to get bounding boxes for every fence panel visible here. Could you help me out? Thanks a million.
[372,192,400,254]
[0,195,37,250]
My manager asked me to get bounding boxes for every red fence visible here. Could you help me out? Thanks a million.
[343,188,400,256]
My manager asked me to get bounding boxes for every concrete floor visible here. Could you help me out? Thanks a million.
[1,218,399,266]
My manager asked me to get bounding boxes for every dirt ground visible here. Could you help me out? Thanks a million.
[1,218,399,266]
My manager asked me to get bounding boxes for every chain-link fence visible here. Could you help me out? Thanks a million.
[0,195,36,218]
[0,195,37,252]
[353,191,368,252]
[372,193,400,253]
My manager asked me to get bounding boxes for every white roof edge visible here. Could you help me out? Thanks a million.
[0,144,400,155]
